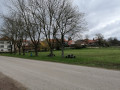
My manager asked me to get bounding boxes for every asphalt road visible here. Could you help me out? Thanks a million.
[0,56,120,90]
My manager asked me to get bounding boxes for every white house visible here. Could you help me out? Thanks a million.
[0,37,12,52]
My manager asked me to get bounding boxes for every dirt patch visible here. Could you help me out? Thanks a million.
[0,72,27,90]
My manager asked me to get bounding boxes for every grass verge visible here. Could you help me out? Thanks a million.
[1,47,120,70]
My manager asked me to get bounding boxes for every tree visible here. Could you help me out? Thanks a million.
[0,11,27,55]
[31,0,61,57]
[4,0,86,57]
[28,0,86,57]
[108,37,120,46]
[0,13,18,54]
[95,33,104,47]
[54,0,86,58]
[10,0,43,56]
[15,14,26,55]
[85,34,89,45]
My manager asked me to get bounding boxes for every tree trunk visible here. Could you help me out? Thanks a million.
[18,47,21,55]
[35,50,38,56]
[10,45,13,54]
[61,45,64,58]
[22,47,25,56]
[14,44,17,54]
[35,46,38,56]
[23,50,25,55]
[50,49,53,55]
[48,48,55,57]
[61,35,64,58]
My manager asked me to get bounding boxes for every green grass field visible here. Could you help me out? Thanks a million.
[1,47,120,70]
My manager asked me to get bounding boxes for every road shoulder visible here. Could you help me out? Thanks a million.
[0,72,27,90]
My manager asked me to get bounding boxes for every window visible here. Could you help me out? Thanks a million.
[8,49,11,51]
[0,45,4,48]
[7,45,11,49]
[1,49,4,52]
[0,41,4,44]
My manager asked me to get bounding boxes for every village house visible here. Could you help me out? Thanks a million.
[0,37,99,53]
[75,39,98,47]
[68,40,75,46]
[0,37,12,52]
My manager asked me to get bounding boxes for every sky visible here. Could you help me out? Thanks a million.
[73,0,120,40]
[0,0,120,40]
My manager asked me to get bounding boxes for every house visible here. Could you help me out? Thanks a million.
[22,40,35,52]
[75,39,98,46]
[68,40,75,46]
[75,40,86,46]
[87,39,98,46]
[0,37,12,52]
[39,39,69,50]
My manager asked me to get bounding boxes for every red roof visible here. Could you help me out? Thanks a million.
[46,39,67,43]
[0,37,10,41]
[88,40,97,43]
[68,40,74,45]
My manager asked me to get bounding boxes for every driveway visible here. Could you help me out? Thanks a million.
[0,56,120,90]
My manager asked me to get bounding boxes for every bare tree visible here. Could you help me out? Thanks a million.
[54,0,86,58]
[0,13,18,54]
[1,11,28,55]
[15,14,26,55]
[10,0,43,56]
[85,34,89,45]
[95,33,104,47]
[32,0,60,57]
[34,0,86,57]
[22,33,28,55]
[5,0,86,58]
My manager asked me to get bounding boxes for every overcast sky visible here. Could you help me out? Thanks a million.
[0,0,120,40]
[73,0,120,39]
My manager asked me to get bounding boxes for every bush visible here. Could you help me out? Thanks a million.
[70,44,87,49]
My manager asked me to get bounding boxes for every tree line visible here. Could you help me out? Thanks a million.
[85,33,120,47]
[0,0,86,57]
[94,34,120,47]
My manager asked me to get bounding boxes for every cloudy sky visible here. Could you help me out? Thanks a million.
[0,0,120,40]
[73,0,120,39]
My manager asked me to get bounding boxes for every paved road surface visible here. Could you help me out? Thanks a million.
[0,56,120,90]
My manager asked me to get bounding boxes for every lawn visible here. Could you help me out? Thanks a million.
[1,47,120,70]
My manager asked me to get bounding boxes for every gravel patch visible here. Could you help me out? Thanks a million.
[0,72,27,90]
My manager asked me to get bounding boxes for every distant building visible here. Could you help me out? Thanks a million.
[75,39,98,46]
[0,37,12,52]
[68,40,75,46]
[87,39,98,46]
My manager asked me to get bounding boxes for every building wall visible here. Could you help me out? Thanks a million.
[0,41,12,52]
